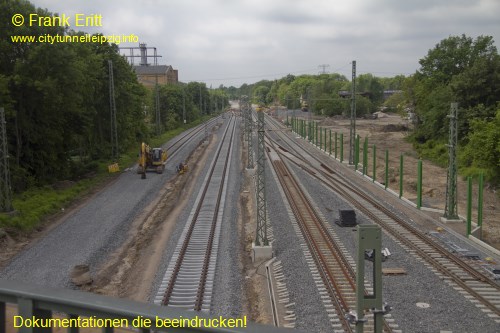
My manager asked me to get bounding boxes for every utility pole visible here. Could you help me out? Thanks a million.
[155,75,161,136]
[0,107,13,212]
[349,60,356,165]
[199,84,202,114]
[108,60,118,159]
[255,109,268,246]
[318,64,330,74]
[183,89,186,124]
[444,103,459,220]
[247,101,254,169]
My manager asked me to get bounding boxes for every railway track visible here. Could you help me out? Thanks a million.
[268,139,395,333]
[264,113,500,324]
[154,115,236,311]
[165,116,221,158]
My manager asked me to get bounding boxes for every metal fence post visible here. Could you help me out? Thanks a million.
[319,125,322,149]
[385,150,389,190]
[363,137,368,176]
[324,128,327,152]
[340,133,344,162]
[307,121,312,142]
[372,144,376,182]
[334,132,338,159]
[417,159,422,209]
[467,176,472,237]
[478,173,484,239]
[399,153,403,198]
[329,129,332,155]
[316,123,319,147]
[355,135,360,171]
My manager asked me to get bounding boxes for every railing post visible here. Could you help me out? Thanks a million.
[1,301,5,333]
[372,144,376,182]
[69,314,80,333]
[18,297,52,333]
[417,159,422,209]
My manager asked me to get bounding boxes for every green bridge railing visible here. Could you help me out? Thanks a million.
[0,279,301,333]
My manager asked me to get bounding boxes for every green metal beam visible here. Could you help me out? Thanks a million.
[478,173,484,232]
[356,225,384,333]
[467,176,472,237]
[385,150,389,190]
[340,133,344,162]
[399,153,404,198]
[417,160,422,209]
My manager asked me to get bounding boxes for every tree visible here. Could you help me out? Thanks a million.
[418,35,497,85]
[459,108,500,183]
[253,85,269,104]
[406,34,500,184]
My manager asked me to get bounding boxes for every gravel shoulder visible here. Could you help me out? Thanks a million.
[0,125,213,290]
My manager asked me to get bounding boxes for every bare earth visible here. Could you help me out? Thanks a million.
[292,112,499,250]
[0,121,271,325]
[84,136,216,300]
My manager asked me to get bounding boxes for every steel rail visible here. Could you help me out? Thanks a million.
[272,159,355,333]
[161,116,236,310]
[265,113,500,318]
[165,116,221,158]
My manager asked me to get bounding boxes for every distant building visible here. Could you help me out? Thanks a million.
[133,65,178,88]
[383,90,402,100]
[338,90,402,100]
[120,43,178,88]
[338,90,371,98]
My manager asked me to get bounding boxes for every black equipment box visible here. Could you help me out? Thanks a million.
[335,209,357,227]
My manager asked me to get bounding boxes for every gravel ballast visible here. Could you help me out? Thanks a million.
[287,149,500,333]
[0,122,216,289]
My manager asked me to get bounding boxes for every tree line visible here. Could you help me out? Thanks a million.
[222,34,499,185]
[1,0,228,192]
[223,73,404,117]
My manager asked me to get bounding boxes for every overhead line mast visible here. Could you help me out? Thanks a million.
[0,107,13,212]
[349,60,356,165]
[108,60,119,159]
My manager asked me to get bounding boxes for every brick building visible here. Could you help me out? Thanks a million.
[133,65,178,88]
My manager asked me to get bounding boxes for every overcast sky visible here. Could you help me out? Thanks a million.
[33,0,500,87]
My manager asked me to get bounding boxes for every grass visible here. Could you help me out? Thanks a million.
[0,116,213,233]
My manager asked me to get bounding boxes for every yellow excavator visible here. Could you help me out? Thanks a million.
[138,142,167,179]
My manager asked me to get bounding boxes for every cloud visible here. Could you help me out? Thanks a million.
[32,0,500,86]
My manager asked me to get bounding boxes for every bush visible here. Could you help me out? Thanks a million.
[412,139,448,167]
